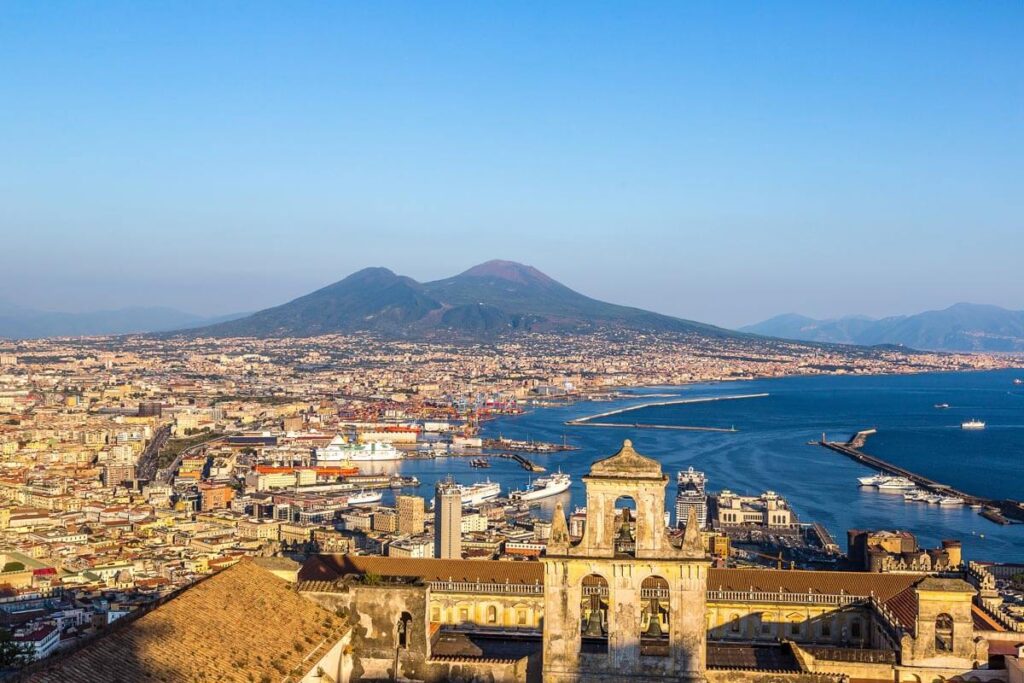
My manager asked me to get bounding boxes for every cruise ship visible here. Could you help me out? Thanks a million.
[961,420,986,430]
[316,435,404,463]
[510,470,571,502]
[344,490,383,506]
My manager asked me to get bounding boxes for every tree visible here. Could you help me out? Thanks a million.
[0,628,30,668]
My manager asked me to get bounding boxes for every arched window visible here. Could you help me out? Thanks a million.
[729,614,741,634]
[486,605,497,624]
[397,611,413,649]
[581,574,609,654]
[935,613,954,652]
[640,576,669,656]
[613,497,637,557]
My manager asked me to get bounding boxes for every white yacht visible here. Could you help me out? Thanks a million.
[316,435,404,463]
[961,420,986,430]
[876,477,917,491]
[858,473,889,486]
[937,496,963,507]
[511,470,571,502]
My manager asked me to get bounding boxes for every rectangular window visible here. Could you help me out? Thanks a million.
[851,621,861,639]
[459,609,469,623]
[517,610,527,625]
[790,622,801,636]
[821,621,831,638]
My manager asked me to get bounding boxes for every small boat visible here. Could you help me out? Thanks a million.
[934,403,950,409]
[470,457,491,468]
[937,496,963,507]
[1014,379,1022,385]
[924,494,943,504]
[961,420,986,430]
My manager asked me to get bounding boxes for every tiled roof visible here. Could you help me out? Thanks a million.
[883,585,919,632]
[708,568,920,601]
[299,554,545,586]
[21,560,346,683]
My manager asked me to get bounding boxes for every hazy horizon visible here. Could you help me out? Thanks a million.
[2,3,1021,328]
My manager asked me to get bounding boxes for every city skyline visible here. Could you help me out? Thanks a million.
[2,3,1022,327]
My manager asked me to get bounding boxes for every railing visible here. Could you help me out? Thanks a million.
[429,580,544,595]
[582,585,609,597]
[868,597,904,644]
[640,588,670,600]
[707,590,861,606]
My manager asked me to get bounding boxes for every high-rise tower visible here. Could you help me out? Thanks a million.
[434,478,462,559]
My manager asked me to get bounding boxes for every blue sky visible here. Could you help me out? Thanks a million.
[1,2,1021,327]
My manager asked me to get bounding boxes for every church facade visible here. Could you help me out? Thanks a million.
[296,440,1018,683]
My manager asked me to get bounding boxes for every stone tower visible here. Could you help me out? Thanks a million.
[542,440,709,683]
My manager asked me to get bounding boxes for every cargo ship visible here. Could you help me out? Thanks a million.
[510,470,572,502]
[316,435,404,463]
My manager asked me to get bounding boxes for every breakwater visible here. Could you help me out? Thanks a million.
[565,393,769,430]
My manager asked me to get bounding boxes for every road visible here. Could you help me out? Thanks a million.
[135,425,171,482]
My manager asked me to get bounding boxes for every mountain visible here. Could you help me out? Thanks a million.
[0,303,246,340]
[187,260,734,339]
[741,303,1024,352]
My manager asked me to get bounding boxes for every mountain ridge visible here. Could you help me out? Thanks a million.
[741,303,1024,352]
[184,260,734,340]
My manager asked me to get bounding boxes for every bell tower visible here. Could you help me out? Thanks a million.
[542,439,709,682]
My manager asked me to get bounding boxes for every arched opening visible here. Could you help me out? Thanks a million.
[613,496,637,557]
[935,613,954,652]
[397,611,413,649]
[640,575,670,656]
[486,605,498,625]
[729,613,742,636]
[581,574,609,654]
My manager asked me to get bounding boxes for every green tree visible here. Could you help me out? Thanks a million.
[0,628,30,668]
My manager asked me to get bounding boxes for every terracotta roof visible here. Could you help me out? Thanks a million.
[299,554,545,586]
[708,568,920,602]
[972,603,1006,632]
[22,560,346,683]
[883,585,919,632]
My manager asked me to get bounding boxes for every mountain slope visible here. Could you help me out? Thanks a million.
[189,260,734,339]
[742,303,1024,352]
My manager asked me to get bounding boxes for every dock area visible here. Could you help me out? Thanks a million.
[819,430,1022,525]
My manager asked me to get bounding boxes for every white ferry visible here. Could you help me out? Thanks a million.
[345,490,383,506]
[510,470,572,502]
[961,420,985,430]
[876,477,917,491]
[858,473,889,486]
[433,479,502,508]
[316,435,404,463]
[937,496,963,507]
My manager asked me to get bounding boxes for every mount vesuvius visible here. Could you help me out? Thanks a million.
[183,260,735,340]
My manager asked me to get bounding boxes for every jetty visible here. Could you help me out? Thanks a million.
[566,393,768,431]
[819,430,1022,525]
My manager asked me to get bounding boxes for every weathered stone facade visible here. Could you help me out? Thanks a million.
[541,439,710,682]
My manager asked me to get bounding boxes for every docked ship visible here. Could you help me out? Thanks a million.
[316,435,404,463]
[432,479,502,508]
[510,470,572,502]
[857,473,889,486]
[344,490,383,506]
[876,476,917,491]
[961,419,986,430]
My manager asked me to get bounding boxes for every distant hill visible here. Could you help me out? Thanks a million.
[741,303,1024,352]
[187,260,737,340]
[0,302,246,339]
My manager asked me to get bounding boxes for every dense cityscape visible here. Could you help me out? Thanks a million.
[0,331,1021,681]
